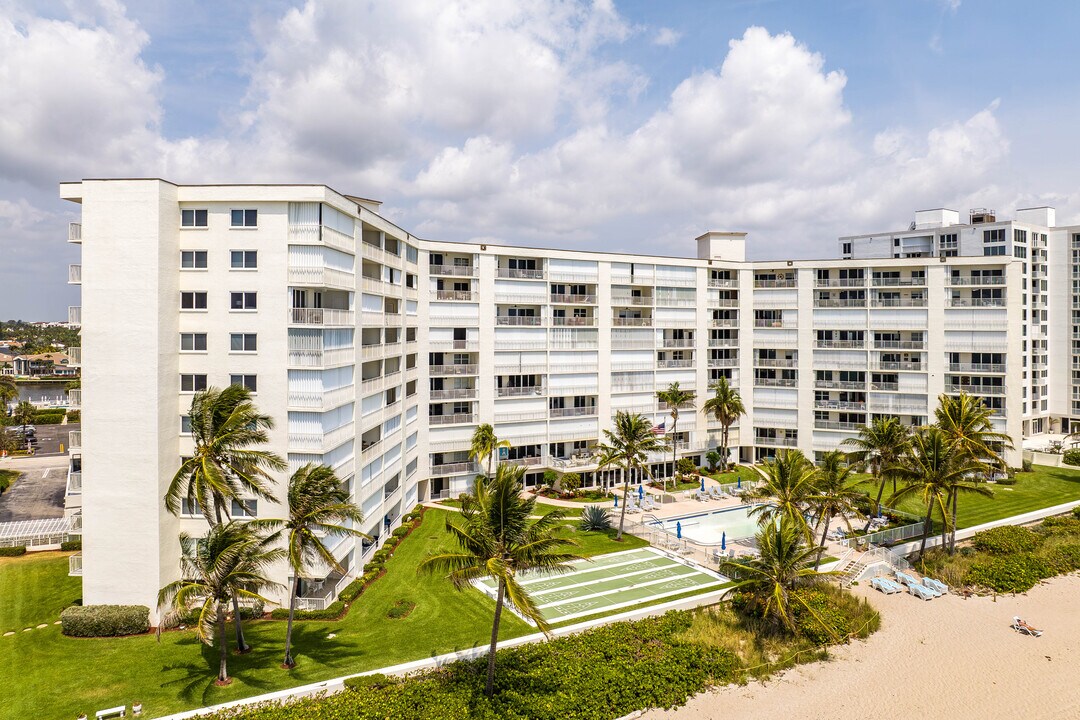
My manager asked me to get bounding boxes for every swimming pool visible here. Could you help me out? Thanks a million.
[652,505,762,545]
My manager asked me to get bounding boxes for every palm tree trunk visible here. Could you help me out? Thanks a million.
[232,594,250,653]
[670,416,678,492]
[940,496,949,550]
[485,579,505,697]
[720,424,729,473]
[217,604,230,684]
[283,575,300,668]
[918,498,934,558]
[949,491,959,554]
[865,474,887,532]
[815,510,831,571]
[616,466,630,541]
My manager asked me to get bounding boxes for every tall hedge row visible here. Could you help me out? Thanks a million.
[60,605,150,637]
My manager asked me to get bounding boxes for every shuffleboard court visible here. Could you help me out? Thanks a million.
[473,547,729,624]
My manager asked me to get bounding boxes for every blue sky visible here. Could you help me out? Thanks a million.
[2,0,1079,319]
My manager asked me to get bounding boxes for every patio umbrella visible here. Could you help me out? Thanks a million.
[700,477,705,492]
[737,477,741,489]
[676,521,682,539]
[638,484,644,501]
[721,532,727,551]
[613,495,618,508]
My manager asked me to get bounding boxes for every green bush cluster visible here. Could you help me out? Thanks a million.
[181,601,264,625]
[270,602,346,622]
[1063,449,1080,467]
[386,600,415,619]
[208,611,739,720]
[971,525,1040,554]
[1073,506,1080,520]
[791,588,853,645]
[967,553,1051,593]
[1041,516,1080,534]
[31,410,65,425]
[1021,458,1033,473]
[578,505,612,532]
[60,605,150,637]
[60,540,82,551]
[0,546,27,557]
[66,409,81,423]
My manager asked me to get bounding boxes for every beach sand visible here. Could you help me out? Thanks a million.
[642,574,1080,720]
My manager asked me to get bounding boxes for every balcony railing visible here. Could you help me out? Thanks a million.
[67,389,81,408]
[551,316,596,326]
[660,338,695,348]
[814,421,862,431]
[428,340,478,351]
[287,385,355,411]
[290,266,355,289]
[289,308,355,326]
[287,347,354,368]
[549,406,598,418]
[612,317,652,327]
[814,400,866,411]
[66,471,82,494]
[946,383,1006,395]
[708,357,737,367]
[68,264,82,284]
[873,361,923,371]
[495,315,542,326]
[709,298,740,308]
[434,290,474,301]
[611,295,654,306]
[496,267,545,279]
[657,359,694,368]
[69,553,83,577]
[68,347,81,366]
[68,222,82,243]
[755,436,798,447]
[497,386,543,397]
[815,340,864,349]
[947,298,1006,308]
[429,387,478,400]
[872,298,928,308]
[870,382,900,391]
[68,306,81,325]
[871,277,926,287]
[68,431,81,451]
[813,298,865,308]
[288,423,355,453]
[754,377,797,388]
[948,275,1005,286]
[429,461,477,475]
[550,294,596,304]
[360,241,400,266]
[873,340,925,350]
[501,456,545,467]
[429,413,476,426]
[709,337,739,347]
[711,318,738,327]
[754,320,787,328]
[708,278,738,288]
[429,364,478,376]
[429,264,477,276]
[815,278,865,287]
[948,363,1005,373]
[815,380,865,390]
[755,358,797,367]
[754,279,797,288]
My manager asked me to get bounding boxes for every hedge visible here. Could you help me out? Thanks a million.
[1063,449,1080,467]
[967,553,1051,593]
[0,546,27,557]
[60,540,82,551]
[270,601,346,621]
[61,605,150,637]
[971,526,1039,555]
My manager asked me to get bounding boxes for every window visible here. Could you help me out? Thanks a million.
[841,242,852,255]
[181,251,208,269]
[180,374,208,392]
[231,209,257,227]
[984,245,1006,256]
[230,292,257,310]
[180,333,208,351]
[229,374,257,392]
[181,497,202,515]
[230,333,257,352]
[180,415,192,434]
[230,499,258,518]
[181,291,208,310]
[983,228,1005,243]
[230,250,258,269]
[181,209,208,228]
[1014,246,1028,259]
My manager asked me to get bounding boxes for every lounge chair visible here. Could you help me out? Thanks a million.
[908,583,937,601]
[708,486,723,500]
[894,571,919,588]
[1012,616,1043,637]
[923,578,949,594]
[870,576,901,595]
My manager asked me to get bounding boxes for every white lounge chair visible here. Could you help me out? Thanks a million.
[1012,616,1043,637]
[870,576,901,595]
[923,577,949,594]
[908,583,936,601]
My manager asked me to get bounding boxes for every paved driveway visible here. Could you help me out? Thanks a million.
[0,454,71,522]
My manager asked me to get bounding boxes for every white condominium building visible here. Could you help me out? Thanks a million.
[60,180,1067,619]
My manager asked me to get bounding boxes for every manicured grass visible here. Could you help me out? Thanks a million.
[554,525,650,557]
[0,468,19,494]
[533,501,583,518]
[0,550,81,632]
[2,508,660,719]
[700,467,760,486]
[855,465,1080,529]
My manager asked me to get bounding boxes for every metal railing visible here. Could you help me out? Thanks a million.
[429,364,478,375]
[753,278,797,288]
[496,267,545,279]
[495,315,542,326]
[433,290,474,301]
[550,293,596,304]
[68,264,82,284]
[68,222,81,243]
[815,340,864,349]
[549,406,598,418]
[551,316,596,326]
[429,264,477,276]
[429,413,476,426]
[429,387,477,400]
[948,275,1005,286]
[288,308,355,326]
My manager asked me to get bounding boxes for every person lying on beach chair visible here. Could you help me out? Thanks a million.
[1012,616,1043,637]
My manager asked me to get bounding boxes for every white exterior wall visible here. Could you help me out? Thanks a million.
[63,182,1047,617]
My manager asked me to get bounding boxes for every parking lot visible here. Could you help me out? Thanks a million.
[8,422,78,457]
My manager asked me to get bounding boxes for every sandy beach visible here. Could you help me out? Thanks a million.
[643,574,1080,720]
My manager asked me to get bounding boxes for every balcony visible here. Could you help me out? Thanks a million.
[429,264,477,277]
[290,223,356,254]
[947,383,1006,395]
[69,553,83,577]
[548,408,600,418]
[611,295,654,306]
[873,340,925,350]
[708,357,737,368]
[494,410,548,422]
[815,340,864,349]
[815,380,865,390]
[755,377,797,388]
[289,308,355,326]
[754,279,797,288]
[288,423,355,453]
[949,275,1005,286]
[710,318,738,328]
[495,315,542,326]
[708,278,739,288]
[550,293,596,304]
[68,347,81,366]
[68,264,81,285]
[612,317,652,327]
[948,363,1005,373]
[657,359,694,369]
[68,431,81,451]
[872,298,928,308]
[290,266,355,290]
[814,400,866,411]
[815,278,865,287]
[430,460,477,475]
[66,471,82,495]
[497,386,543,397]
[361,242,400,266]
[659,338,694,348]
[68,222,82,244]
[501,455,545,468]
[814,421,862,432]
[870,382,899,391]
[428,339,478,351]
[67,389,81,408]
[871,277,926,287]
[755,358,797,368]
[496,267,545,280]
[755,436,798,447]
[709,298,740,308]
[947,298,1006,308]
[434,290,474,301]
[361,342,402,361]
[287,385,355,411]
[287,347,355,368]
[429,387,478,401]
[68,306,81,325]
[709,337,739,347]
[551,316,596,326]
[872,361,923,371]
[429,413,476,426]
[813,298,865,308]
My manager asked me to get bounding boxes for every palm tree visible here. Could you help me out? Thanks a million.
[701,376,745,472]
[718,520,838,638]
[807,451,864,569]
[12,400,35,432]
[934,392,1012,552]
[0,375,16,414]
[597,411,667,540]
[888,427,985,558]
[164,385,286,652]
[417,464,580,697]
[278,464,367,669]
[655,382,696,490]
[841,416,911,529]
[157,522,284,685]
[744,449,819,542]
[469,423,511,478]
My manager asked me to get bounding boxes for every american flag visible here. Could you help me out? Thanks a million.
[651,420,666,435]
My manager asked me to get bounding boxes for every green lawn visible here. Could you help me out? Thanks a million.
[852,465,1080,529]
[1,508,661,719]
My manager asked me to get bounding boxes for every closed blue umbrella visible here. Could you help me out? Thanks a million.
[613,495,618,508]
[721,532,727,551]
[638,484,644,500]
[676,521,682,539]
[700,478,705,492]
[737,477,741,489]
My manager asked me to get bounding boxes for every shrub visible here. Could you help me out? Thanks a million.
[61,605,150,637]
[372,549,391,563]
[967,553,1050,593]
[1021,458,1033,473]
[338,578,365,604]
[1063,449,1080,467]
[344,673,398,692]
[1073,506,1080,521]
[578,505,612,532]
[180,600,263,625]
[66,409,81,423]
[363,561,384,574]
[994,475,1017,486]
[0,546,26,557]
[270,601,344,621]
[792,588,852,645]
[386,599,416,619]
[60,540,82,551]
[971,526,1039,555]
[677,458,697,476]
[1041,516,1080,534]
[391,526,410,539]
[1041,544,1080,576]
